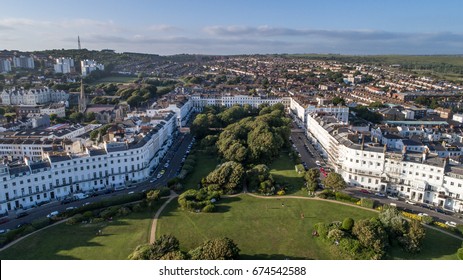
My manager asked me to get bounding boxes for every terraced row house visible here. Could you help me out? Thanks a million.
[0,113,176,214]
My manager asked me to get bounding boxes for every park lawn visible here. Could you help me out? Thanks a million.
[181,152,219,190]
[389,227,461,260]
[90,76,137,85]
[269,152,306,196]
[0,200,165,260]
[156,195,462,260]
[156,195,377,260]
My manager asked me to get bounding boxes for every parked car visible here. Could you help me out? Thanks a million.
[405,200,416,205]
[445,221,457,227]
[417,213,429,217]
[360,189,370,194]
[387,195,399,200]
[46,211,59,218]
[374,192,386,197]
[315,160,321,166]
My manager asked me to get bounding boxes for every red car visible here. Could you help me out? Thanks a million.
[319,167,327,176]
[360,189,370,194]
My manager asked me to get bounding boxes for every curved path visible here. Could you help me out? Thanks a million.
[152,188,463,242]
[0,219,68,252]
[149,191,178,244]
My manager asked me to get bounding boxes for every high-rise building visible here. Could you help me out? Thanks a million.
[81,59,104,76]
[54,57,74,74]
[12,55,35,69]
[0,59,11,73]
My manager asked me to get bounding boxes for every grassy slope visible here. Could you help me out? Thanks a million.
[0,200,165,260]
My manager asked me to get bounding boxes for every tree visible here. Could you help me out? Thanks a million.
[332,96,346,106]
[204,161,244,194]
[69,112,84,123]
[304,168,320,182]
[399,220,426,253]
[322,172,347,191]
[352,218,388,258]
[369,101,386,108]
[126,95,144,107]
[188,237,240,260]
[128,234,181,260]
[378,206,406,237]
[49,114,57,123]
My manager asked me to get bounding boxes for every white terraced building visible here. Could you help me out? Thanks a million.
[0,113,176,214]
[190,93,290,111]
[305,113,463,213]
[0,87,69,106]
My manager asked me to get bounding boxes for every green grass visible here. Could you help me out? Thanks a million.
[157,195,376,259]
[90,76,137,85]
[157,195,461,260]
[269,152,305,195]
[0,200,165,260]
[181,151,219,189]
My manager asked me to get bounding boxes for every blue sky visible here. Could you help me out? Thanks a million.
[1,0,463,55]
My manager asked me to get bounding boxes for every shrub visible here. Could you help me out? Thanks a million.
[66,214,84,225]
[458,248,463,260]
[342,217,355,231]
[313,222,329,239]
[132,203,144,212]
[317,189,336,199]
[167,178,180,187]
[31,217,51,230]
[83,211,94,220]
[118,206,132,216]
[202,204,215,213]
[92,218,105,223]
[360,198,375,209]
[335,192,360,203]
[159,186,171,197]
[328,228,346,241]
[420,215,434,225]
[276,189,286,196]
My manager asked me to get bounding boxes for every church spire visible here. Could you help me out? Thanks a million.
[79,79,86,113]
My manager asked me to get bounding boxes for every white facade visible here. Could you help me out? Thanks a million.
[54,57,74,74]
[81,59,104,77]
[0,114,176,214]
[0,59,11,73]
[290,97,349,127]
[147,98,193,128]
[12,56,34,69]
[305,113,463,212]
[0,87,69,105]
[40,103,66,118]
[191,93,286,111]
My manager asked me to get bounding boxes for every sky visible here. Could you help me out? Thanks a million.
[1,0,463,55]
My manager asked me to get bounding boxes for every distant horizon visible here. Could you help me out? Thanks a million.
[2,0,463,55]
[3,48,463,58]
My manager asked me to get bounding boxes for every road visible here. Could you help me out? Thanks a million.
[0,132,194,232]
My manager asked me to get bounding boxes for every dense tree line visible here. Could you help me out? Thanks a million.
[129,234,240,260]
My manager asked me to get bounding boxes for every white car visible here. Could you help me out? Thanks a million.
[46,211,59,218]
[387,195,399,200]
[417,213,429,217]
[445,221,457,227]
[405,200,416,205]
[315,160,321,166]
